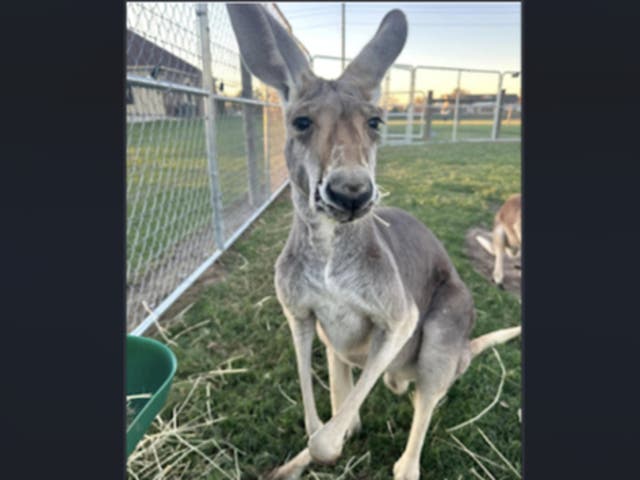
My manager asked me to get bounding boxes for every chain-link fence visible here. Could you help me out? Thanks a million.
[126,2,299,334]
[311,55,521,145]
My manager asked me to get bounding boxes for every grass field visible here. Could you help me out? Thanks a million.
[128,141,521,479]
[386,119,521,141]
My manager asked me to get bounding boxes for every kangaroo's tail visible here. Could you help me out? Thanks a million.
[475,234,495,256]
[470,326,521,359]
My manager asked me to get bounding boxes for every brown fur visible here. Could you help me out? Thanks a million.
[490,194,522,285]
[286,78,382,169]
[495,193,522,249]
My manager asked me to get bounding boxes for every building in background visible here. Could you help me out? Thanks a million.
[127,29,230,121]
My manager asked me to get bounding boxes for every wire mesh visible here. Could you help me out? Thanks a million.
[126,3,289,332]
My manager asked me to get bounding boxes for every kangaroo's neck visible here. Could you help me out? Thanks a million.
[290,186,375,258]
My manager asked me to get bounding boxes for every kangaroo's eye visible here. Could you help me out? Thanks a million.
[368,117,383,130]
[292,116,312,132]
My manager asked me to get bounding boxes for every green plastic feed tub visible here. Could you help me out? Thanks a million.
[126,335,177,457]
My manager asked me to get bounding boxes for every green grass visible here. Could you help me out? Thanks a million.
[128,141,521,479]
[386,119,521,141]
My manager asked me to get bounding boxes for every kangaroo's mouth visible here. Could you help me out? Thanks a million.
[314,185,376,223]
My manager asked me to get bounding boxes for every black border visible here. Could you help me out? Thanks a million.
[1,1,125,478]
[524,0,640,478]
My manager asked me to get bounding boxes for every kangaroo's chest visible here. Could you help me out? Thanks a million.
[298,257,374,365]
[312,290,373,366]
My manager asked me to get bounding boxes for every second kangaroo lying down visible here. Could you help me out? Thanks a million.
[227,5,521,480]
[476,193,522,286]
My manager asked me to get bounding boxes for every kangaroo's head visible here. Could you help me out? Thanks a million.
[228,4,407,223]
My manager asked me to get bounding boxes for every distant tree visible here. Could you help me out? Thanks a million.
[443,88,471,101]
[382,94,409,113]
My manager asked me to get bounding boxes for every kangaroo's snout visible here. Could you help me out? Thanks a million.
[324,170,374,214]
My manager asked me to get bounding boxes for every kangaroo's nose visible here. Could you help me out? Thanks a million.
[326,175,374,212]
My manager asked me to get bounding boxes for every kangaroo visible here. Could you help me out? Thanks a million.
[226,5,521,479]
[476,193,522,286]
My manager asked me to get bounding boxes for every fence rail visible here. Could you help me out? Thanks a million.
[310,55,521,145]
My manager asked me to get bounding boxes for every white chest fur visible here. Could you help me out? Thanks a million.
[298,252,375,366]
[312,286,373,365]
[281,216,400,366]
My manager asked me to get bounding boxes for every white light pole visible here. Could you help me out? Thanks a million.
[492,71,520,140]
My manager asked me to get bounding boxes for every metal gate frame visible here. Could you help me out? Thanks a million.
[310,55,520,145]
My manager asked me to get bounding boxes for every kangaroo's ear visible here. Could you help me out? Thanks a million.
[226,4,313,103]
[339,9,408,102]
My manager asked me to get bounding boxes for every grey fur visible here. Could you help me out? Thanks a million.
[339,9,409,101]
[226,6,520,479]
[226,4,312,101]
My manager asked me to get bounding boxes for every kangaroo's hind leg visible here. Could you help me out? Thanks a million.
[392,344,461,480]
[393,285,473,480]
[492,224,506,285]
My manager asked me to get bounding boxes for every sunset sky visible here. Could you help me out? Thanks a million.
[277,2,521,97]
[127,2,521,99]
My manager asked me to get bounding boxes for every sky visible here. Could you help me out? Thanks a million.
[126,2,521,100]
[277,2,521,97]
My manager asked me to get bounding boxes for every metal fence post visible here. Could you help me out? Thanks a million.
[262,85,271,196]
[423,90,434,141]
[491,73,504,140]
[241,62,261,206]
[494,88,506,139]
[452,70,462,142]
[196,3,225,248]
[405,67,416,144]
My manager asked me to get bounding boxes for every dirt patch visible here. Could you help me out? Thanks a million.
[464,227,521,299]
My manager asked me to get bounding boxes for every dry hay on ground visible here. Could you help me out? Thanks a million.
[464,227,521,299]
